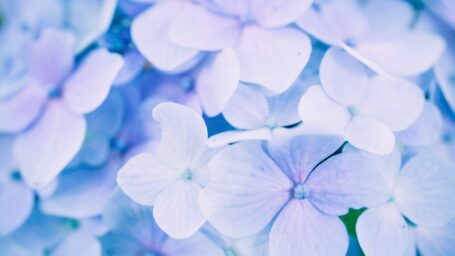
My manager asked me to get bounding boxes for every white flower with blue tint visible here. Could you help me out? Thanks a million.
[0,29,124,188]
[299,47,425,154]
[200,135,388,256]
[355,149,455,255]
[117,102,218,238]
[410,218,455,255]
[298,0,446,77]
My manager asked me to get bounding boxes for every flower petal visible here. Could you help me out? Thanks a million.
[117,153,179,206]
[207,128,272,147]
[200,142,292,238]
[234,26,311,93]
[161,232,224,256]
[28,28,74,86]
[269,200,348,256]
[153,180,206,239]
[319,47,368,106]
[250,0,313,28]
[0,84,47,133]
[434,48,455,112]
[357,75,425,131]
[267,135,344,184]
[298,86,350,135]
[306,152,390,215]
[0,180,34,235]
[169,4,241,51]
[62,48,124,114]
[51,230,101,256]
[196,48,239,117]
[131,1,199,71]
[345,116,395,155]
[356,204,411,256]
[13,101,86,188]
[414,219,455,256]
[394,155,455,227]
[152,102,209,170]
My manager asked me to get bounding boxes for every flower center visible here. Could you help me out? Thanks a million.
[47,87,61,99]
[345,39,357,48]
[224,248,237,256]
[265,117,278,130]
[180,169,193,180]
[10,169,22,181]
[239,14,254,26]
[347,106,360,117]
[293,184,308,200]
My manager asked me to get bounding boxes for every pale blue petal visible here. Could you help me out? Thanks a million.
[269,200,348,256]
[0,179,34,235]
[199,142,292,238]
[14,101,86,188]
[267,135,344,183]
[415,218,455,255]
[131,1,199,71]
[161,232,224,256]
[51,230,101,256]
[434,47,455,112]
[394,155,455,227]
[250,0,313,28]
[153,180,206,239]
[307,152,390,215]
[234,26,311,93]
[196,48,239,117]
[62,48,124,114]
[169,4,241,51]
[117,153,179,206]
[356,204,411,256]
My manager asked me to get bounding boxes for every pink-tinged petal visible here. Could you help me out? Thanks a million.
[222,85,270,130]
[358,75,425,131]
[0,180,33,235]
[62,48,123,114]
[152,102,210,170]
[28,28,74,86]
[0,84,47,133]
[131,1,199,71]
[356,32,446,77]
[345,116,395,155]
[267,135,344,184]
[117,153,179,206]
[396,102,443,146]
[307,152,390,215]
[394,155,455,227]
[269,200,348,256]
[298,86,350,135]
[414,219,455,256]
[250,0,313,28]
[196,48,239,117]
[234,26,311,93]
[200,142,292,238]
[169,4,241,51]
[319,47,368,106]
[296,0,368,45]
[356,204,411,256]
[153,180,206,239]
[13,101,86,188]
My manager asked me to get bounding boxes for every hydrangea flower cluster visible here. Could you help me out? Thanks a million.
[1,0,455,255]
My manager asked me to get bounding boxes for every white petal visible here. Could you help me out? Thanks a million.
[161,232,224,256]
[269,200,348,256]
[345,116,395,155]
[51,230,101,256]
[356,204,411,256]
[394,155,455,227]
[434,48,455,112]
[117,153,179,206]
[307,152,390,215]
[207,128,272,147]
[131,1,199,71]
[200,142,292,238]
[357,75,425,131]
[169,4,241,51]
[414,219,455,256]
[196,48,239,117]
[0,180,33,235]
[250,0,313,28]
[153,180,206,239]
[298,86,350,135]
[319,47,368,106]
[396,102,443,146]
[222,85,270,130]
[13,101,86,188]
[356,32,446,77]
[234,26,311,93]
[63,48,124,114]
[152,102,209,170]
